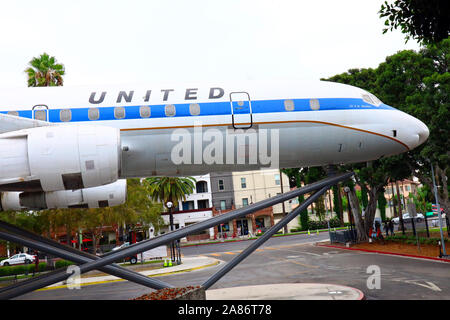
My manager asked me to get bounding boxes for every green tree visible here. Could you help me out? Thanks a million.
[25,53,65,87]
[282,168,309,231]
[144,177,196,209]
[144,176,196,234]
[379,0,450,45]
[378,190,387,222]
[109,178,164,240]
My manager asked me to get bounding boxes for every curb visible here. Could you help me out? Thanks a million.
[181,230,333,247]
[317,243,450,263]
[36,259,221,291]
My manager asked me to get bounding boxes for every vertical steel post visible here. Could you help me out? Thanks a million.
[430,162,447,256]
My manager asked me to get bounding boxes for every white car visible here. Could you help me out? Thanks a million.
[392,213,425,224]
[111,242,138,264]
[0,253,36,266]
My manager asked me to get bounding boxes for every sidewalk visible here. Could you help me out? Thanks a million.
[206,283,365,300]
[39,256,221,291]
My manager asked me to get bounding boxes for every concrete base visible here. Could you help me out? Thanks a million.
[206,283,364,300]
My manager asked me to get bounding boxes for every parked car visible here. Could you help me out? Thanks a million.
[112,242,138,264]
[0,253,36,266]
[392,213,424,224]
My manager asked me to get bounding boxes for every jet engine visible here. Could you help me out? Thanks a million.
[0,180,127,211]
[0,125,121,192]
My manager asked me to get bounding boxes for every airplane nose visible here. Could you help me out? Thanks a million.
[415,118,429,146]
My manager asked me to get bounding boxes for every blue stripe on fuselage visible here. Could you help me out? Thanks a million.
[0,98,395,123]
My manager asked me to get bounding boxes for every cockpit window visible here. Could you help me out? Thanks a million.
[362,93,382,106]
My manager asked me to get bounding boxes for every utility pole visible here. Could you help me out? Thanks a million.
[430,162,447,257]
[280,169,288,234]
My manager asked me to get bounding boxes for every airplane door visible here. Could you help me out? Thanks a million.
[230,92,252,129]
[32,105,49,121]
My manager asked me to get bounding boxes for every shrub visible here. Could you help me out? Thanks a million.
[54,260,75,269]
[307,218,340,230]
[0,263,45,277]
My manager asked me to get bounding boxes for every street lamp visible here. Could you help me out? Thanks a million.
[165,201,175,263]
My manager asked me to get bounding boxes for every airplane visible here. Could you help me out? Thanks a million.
[0,80,429,212]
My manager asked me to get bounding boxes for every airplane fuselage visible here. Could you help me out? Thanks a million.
[0,80,429,178]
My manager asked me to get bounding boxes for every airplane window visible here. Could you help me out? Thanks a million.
[189,103,200,116]
[139,106,151,118]
[370,94,382,105]
[362,93,382,106]
[284,100,294,111]
[60,109,72,122]
[88,108,99,120]
[309,99,320,110]
[7,111,18,116]
[114,107,125,119]
[362,94,374,105]
[165,104,176,117]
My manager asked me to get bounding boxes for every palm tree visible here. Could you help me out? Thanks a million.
[144,176,196,261]
[25,53,65,87]
[145,177,197,211]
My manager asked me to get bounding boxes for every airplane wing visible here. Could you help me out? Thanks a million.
[0,113,54,134]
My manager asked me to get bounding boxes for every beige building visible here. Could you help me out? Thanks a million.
[231,169,298,233]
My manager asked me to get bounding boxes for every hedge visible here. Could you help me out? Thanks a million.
[385,235,449,246]
[0,262,47,277]
[0,259,76,278]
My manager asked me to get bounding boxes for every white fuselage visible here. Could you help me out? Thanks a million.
[0,80,429,178]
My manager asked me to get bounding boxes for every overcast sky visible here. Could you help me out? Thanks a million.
[1,0,420,88]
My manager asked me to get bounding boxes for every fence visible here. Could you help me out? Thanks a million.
[329,229,357,244]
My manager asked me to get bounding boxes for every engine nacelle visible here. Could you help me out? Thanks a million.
[0,125,121,192]
[0,180,127,211]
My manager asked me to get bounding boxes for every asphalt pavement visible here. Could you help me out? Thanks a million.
[13,232,450,300]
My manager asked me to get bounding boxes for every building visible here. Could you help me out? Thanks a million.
[160,174,215,242]
[230,168,292,234]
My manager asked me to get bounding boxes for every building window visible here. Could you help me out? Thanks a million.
[218,179,224,191]
[241,177,246,189]
[220,200,226,210]
[196,181,208,193]
[139,106,151,118]
[218,223,229,233]
[189,103,200,116]
[114,107,125,119]
[60,109,72,122]
[198,199,209,209]
[242,198,249,207]
[182,201,195,211]
[275,174,280,185]
[88,108,100,120]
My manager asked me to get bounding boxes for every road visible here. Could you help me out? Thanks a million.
[14,232,450,300]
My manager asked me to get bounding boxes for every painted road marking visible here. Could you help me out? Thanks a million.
[391,278,442,292]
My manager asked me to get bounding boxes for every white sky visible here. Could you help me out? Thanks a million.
[0,0,420,88]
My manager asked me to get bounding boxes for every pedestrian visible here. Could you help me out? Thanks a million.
[34,252,39,273]
[384,220,389,237]
[389,220,395,236]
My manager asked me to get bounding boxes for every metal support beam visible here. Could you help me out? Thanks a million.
[202,185,330,290]
[0,172,353,299]
[0,229,173,299]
